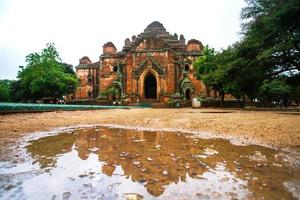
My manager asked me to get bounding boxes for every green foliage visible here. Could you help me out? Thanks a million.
[107,87,120,97]
[194,45,240,106]
[0,80,12,102]
[167,93,182,108]
[14,43,78,102]
[99,87,121,102]
[241,0,300,75]
[194,0,300,106]
[286,73,300,104]
[194,45,217,79]
[259,80,291,104]
[197,95,207,103]
[290,86,300,104]
[99,89,109,98]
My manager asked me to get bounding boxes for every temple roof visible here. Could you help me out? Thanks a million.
[76,61,100,69]
[123,21,186,51]
[144,21,166,33]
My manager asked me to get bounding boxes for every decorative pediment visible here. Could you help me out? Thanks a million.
[180,76,194,92]
[133,57,166,78]
[132,37,171,51]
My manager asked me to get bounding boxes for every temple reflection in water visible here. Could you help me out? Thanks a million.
[26,127,298,199]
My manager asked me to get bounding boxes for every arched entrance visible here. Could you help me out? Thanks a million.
[185,89,191,100]
[144,73,157,99]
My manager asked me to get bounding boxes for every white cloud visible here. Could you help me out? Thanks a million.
[0,0,246,79]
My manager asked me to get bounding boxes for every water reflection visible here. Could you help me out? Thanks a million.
[1,127,300,199]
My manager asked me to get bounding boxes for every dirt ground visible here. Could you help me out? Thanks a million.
[0,108,300,160]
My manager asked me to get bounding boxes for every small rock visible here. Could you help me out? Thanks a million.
[133,139,146,143]
[67,177,75,181]
[147,157,153,161]
[83,183,92,187]
[124,193,144,200]
[196,193,210,200]
[89,147,99,152]
[133,161,141,165]
[162,170,168,175]
[262,183,267,187]
[211,191,221,198]
[4,184,14,190]
[79,174,88,178]
[138,179,146,183]
[62,192,71,200]
[272,163,282,167]
[120,152,129,157]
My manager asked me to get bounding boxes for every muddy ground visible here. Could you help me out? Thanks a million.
[0,108,300,161]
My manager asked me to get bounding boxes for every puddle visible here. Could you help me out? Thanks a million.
[1,127,300,199]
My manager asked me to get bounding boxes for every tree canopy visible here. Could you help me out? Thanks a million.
[0,80,12,102]
[12,43,78,102]
[194,0,300,107]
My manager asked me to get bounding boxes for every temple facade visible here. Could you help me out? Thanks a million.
[75,21,214,105]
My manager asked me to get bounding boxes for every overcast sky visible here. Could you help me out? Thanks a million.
[0,0,246,79]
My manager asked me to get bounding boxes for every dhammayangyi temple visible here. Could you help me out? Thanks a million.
[75,21,220,106]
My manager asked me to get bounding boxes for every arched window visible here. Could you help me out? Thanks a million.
[113,66,118,72]
[184,64,189,71]
[87,75,93,84]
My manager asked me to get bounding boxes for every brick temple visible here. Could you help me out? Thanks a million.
[75,21,214,106]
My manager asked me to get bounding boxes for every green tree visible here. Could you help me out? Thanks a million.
[15,43,78,102]
[194,45,217,78]
[286,73,300,105]
[206,0,300,107]
[0,80,12,102]
[194,46,239,107]
[241,0,300,75]
[259,80,291,106]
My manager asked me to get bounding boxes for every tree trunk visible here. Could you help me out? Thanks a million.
[221,92,225,107]
[284,96,288,108]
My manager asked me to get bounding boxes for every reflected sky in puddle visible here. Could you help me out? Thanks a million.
[1,127,300,199]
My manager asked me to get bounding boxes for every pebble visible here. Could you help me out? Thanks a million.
[272,163,282,167]
[62,192,71,200]
[89,147,99,152]
[141,168,147,172]
[83,183,92,187]
[211,191,221,198]
[133,161,141,165]
[138,179,146,183]
[196,193,210,200]
[4,184,14,190]
[124,193,144,200]
[162,170,168,175]
[120,152,129,157]
[78,174,88,178]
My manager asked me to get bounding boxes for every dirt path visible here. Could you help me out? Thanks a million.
[1,108,300,160]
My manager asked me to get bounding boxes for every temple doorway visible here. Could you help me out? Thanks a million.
[144,73,157,99]
[185,89,191,100]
